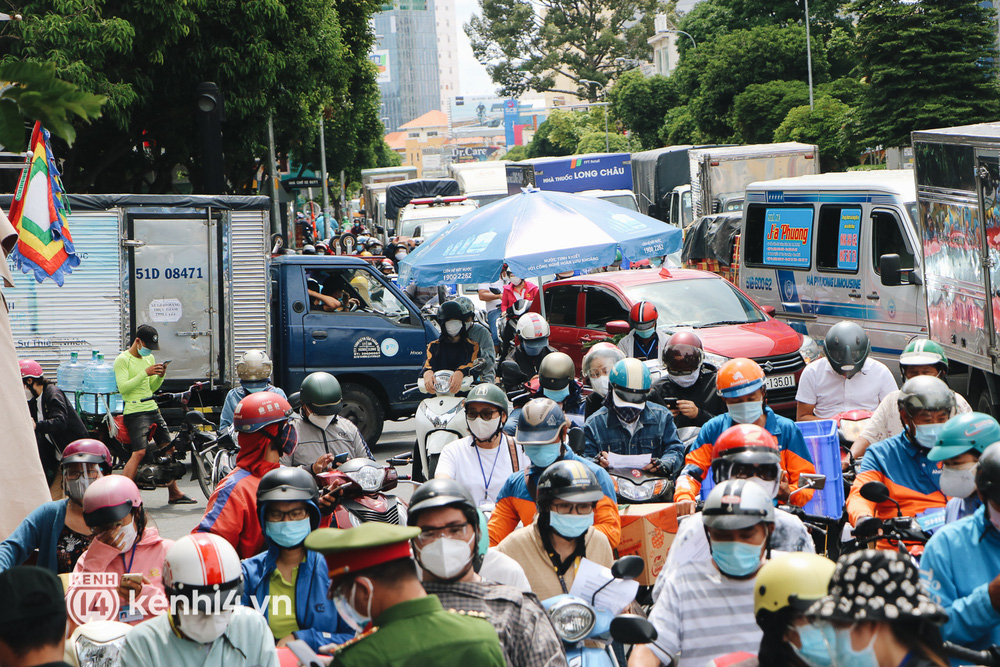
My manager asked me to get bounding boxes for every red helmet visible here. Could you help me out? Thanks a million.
[19,359,43,379]
[662,331,704,375]
[82,475,142,528]
[62,439,113,474]
[234,391,293,433]
[711,424,781,484]
[628,301,658,332]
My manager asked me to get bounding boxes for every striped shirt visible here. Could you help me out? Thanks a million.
[648,558,762,667]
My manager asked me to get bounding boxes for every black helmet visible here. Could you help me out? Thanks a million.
[976,442,1000,505]
[256,467,321,530]
[897,375,955,417]
[437,300,464,324]
[536,459,603,507]
[539,352,575,391]
[406,478,484,572]
[300,372,343,416]
[824,321,870,379]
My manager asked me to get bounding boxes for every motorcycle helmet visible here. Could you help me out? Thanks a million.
[582,343,625,379]
[824,321,870,379]
[539,352,575,392]
[464,383,509,415]
[233,391,293,433]
[82,475,143,529]
[163,534,243,612]
[19,359,43,379]
[437,300,465,328]
[62,439,113,475]
[407,479,484,573]
[662,331,705,376]
[899,338,949,375]
[299,372,343,416]
[536,459,603,507]
[608,358,652,404]
[516,313,550,355]
[236,349,273,381]
[928,412,1000,462]
[710,424,781,485]
[702,478,775,531]
[755,552,836,617]
[380,259,395,274]
[716,358,765,399]
[975,442,1000,505]
[514,398,566,445]
[628,301,658,334]
[454,297,476,320]
[257,467,321,530]
[897,375,955,418]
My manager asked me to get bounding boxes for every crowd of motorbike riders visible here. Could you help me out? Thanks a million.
[2,276,1000,667]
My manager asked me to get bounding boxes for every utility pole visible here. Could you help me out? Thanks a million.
[267,115,280,236]
[318,116,332,239]
[805,0,815,109]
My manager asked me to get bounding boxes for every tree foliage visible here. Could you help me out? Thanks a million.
[728,80,810,144]
[607,70,678,148]
[576,131,629,154]
[774,96,857,170]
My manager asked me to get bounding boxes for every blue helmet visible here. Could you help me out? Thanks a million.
[928,412,1000,462]
[609,358,652,403]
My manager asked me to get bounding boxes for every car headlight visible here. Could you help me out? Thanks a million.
[617,480,655,502]
[75,635,126,666]
[548,601,596,643]
[703,351,729,370]
[798,335,824,365]
[346,466,385,492]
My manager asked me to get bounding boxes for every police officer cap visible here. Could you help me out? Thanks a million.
[306,523,421,581]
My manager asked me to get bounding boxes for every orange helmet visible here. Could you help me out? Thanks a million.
[711,424,781,484]
[716,358,765,398]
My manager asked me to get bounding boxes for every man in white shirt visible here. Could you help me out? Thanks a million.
[436,384,528,513]
[796,321,897,421]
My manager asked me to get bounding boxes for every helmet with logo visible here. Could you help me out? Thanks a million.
[163,534,243,612]
[407,478,485,573]
[514,398,566,445]
[899,339,949,374]
[716,358,765,399]
[608,358,652,403]
[233,391,293,433]
[662,331,704,375]
[62,439,113,475]
[975,442,1000,505]
[702,478,775,531]
[437,300,465,326]
[236,349,273,381]
[928,412,1000,462]
[517,313,550,355]
[454,297,476,319]
[257,467,321,530]
[539,352,576,391]
[825,321,870,379]
[754,552,837,617]
[710,424,781,484]
[464,383,509,414]
[536,459,603,506]
[897,375,955,418]
[300,372,343,416]
[628,301,658,333]
[582,343,625,380]
[19,359,43,379]
[82,475,143,528]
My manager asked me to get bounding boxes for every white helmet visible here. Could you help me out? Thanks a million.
[236,349,272,381]
[163,534,243,612]
[517,313,551,355]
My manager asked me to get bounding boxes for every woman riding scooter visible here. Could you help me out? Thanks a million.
[581,343,625,418]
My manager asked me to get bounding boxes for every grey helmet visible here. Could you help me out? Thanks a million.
[897,375,955,417]
[236,349,273,381]
[703,479,775,531]
[539,352,576,392]
[825,321,870,379]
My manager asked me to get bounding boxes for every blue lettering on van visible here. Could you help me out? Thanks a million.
[804,275,862,290]
[744,277,773,291]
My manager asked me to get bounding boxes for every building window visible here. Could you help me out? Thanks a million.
[427,131,438,137]
[408,132,419,138]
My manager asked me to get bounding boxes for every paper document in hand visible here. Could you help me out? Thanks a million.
[568,557,640,614]
[606,452,652,469]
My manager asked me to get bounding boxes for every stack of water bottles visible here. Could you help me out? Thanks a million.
[59,351,124,414]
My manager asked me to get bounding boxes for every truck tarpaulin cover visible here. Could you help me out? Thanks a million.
[682,213,742,266]
[384,179,461,221]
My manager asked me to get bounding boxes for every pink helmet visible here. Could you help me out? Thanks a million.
[62,439,113,474]
[19,359,43,379]
[82,475,142,528]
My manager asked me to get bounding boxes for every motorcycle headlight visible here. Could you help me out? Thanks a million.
[75,635,126,666]
[348,511,364,527]
[798,335,824,365]
[548,601,596,643]
[617,480,655,502]
[434,372,453,394]
[346,466,385,492]
[702,351,729,370]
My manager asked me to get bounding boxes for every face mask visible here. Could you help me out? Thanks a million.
[241,380,269,394]
[790,623,835,667]
[669,369,700,388]
[543,386,570,403]
[333,577,373,633]
[138,346,153,357]
[308,412,336,430]
[728,400,763,424]
[417,536,474,580]
[744,476,779,500]
[523,443,561,468]
[267,518,312,548]
[117,521,138,553]
[502,275,512,285]
[395,251,407,261]
[939,463,977,498]
[710,538,764,578]
[591,376,610,397]
[830,624,878,667]
[468,416,501,441]
[914,423,945,449]
[24,387,33,401]
[612,392,645,423]
[179,609,233,644]
[549,512,594,538]
[635,327,655,339]
[989,503,1000,533]
[444,320,463,337]
[63,475,96,504]
[511,277,523,286]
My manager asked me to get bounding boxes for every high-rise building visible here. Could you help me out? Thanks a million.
[436,0,460,111]
[372,1,443,133]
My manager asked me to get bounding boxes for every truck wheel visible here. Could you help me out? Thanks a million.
[341,383,385,446]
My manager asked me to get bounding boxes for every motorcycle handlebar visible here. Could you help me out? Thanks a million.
[944,642,1000,666]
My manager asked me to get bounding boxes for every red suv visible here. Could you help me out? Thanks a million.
[539,267,823,413]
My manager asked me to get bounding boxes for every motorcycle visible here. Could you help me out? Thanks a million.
[543,555,644,667]
[64,620,132,667]
[841,480,933,560]
[318,456,411,527]
[499,298,533,360]
[404,367,477,482]
[182,410,237,498]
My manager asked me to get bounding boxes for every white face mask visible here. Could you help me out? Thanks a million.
[24,387,34,401]
[395,251,407,261]
[307,412,336,430]
[444,320,463,337]
[179,609,233,644]
[669,369,700,388]
[939,463,977,498]
[468,416,501,440]
[118,521,138,553]
[744,475,780,500]
[591,376,610,397]
[417,536,474,581]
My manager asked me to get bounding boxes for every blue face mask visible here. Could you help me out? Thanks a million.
[523,443,561,468]
[266,518,312,548]
[791,623,835,667]
[138,346,153,357]
[829,624,878,667]
[914,422,945,449]
[635,327,655,339]
[549,512,593,538]
[710,539,764,577]
[543,386,570,403]
[241,380,270,394]
[728,400,763,424]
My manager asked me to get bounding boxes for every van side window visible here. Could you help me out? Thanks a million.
[872,210,914,280]
[743,204,813,269]
[816,206,861,273]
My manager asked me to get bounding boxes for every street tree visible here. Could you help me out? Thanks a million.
[774,96,858,170]
[728,80,810,144]
[608,70,679,148]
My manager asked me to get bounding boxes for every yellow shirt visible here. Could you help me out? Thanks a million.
[268,566,300,641]
[113,350,164,414]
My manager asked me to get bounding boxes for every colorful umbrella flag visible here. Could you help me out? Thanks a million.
[7,121,80,286]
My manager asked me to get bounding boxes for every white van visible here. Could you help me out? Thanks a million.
[738,170,926,369]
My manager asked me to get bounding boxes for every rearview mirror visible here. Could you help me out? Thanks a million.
[500,360,528,385]
[610,615,658,645]
[185,411,214,426]
[288,391,302,411]
[761,305,776,317]
[610,555,644,581]
[566,427,585,455]
[798,472,826,491]
[860,480,891,503]
[880,253,902,287]
[605,320,631,335]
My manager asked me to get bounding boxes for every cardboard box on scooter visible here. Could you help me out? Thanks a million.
[617,503,678,586]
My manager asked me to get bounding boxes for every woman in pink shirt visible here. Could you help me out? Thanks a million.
[500,268,539,311]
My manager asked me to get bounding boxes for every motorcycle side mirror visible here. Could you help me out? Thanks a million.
[611,555,644,581]
[860,480,891,504]
[288,392,303,411]
[610,615,658,645]
[489,287,502,295]
[798,472,826,491]
[605,320,631,335]
[185,410,213,426]
[500,360,528,384]
[566,427,585,455]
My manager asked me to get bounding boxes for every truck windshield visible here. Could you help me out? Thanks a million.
[625,278,767,329]
[399,216,453,238]
[598,194,639,212]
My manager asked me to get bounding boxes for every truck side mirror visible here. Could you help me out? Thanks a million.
[879,253,902,287]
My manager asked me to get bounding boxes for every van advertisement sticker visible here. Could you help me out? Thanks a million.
[762,208,812,268]
[836,209,861,271]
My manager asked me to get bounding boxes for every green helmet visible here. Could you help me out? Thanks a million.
[300,372,343,416]
[928,412,1000,462]
[454,297,476,318]
[897,375,954,417]
[900,339,949,371]
[464,383,509,414]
